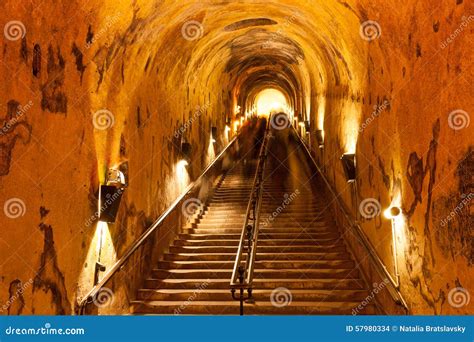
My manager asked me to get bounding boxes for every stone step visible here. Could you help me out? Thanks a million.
[173,238,343,246]
[136,288,370,302]
[182,227,337,234]
[178,232,341,240]
[168,245,347,254]
[186,222,333,230]
[157,259,355,270]
[131,300,375,315]
[164,252,352,261]
[143,278,365,290]
[194,222,333,229]
[151,268,359,279]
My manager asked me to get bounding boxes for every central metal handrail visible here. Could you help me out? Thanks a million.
[230,118,270,315]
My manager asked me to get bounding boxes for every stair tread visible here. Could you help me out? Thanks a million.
[132,300,369,306]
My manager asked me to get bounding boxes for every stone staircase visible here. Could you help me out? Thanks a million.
[131,153,375,314]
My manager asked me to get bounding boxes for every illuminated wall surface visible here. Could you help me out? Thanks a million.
[0,0,472,315]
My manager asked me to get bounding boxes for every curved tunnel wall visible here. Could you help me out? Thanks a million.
[0,0,472,314]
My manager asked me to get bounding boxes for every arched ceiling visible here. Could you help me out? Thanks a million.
[111,0,367,121]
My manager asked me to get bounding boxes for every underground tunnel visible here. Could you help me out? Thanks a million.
[0,0,472,316]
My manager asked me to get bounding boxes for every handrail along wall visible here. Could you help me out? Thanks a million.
[78,136,238,314]
[291,125,408,311]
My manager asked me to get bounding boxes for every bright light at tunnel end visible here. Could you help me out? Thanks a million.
[255,88,288,116]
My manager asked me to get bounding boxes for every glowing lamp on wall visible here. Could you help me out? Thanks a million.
[99,169,127,223]
[340,153,356,182]
[315,130,324,148]
[384,206,402,219]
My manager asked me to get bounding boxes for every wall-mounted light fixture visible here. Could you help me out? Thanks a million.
[384,205,402,219]
[98,168,127,223]
[304,120,310,134]
[180,140,192,163]
[340,153,356,182]
[315,129,324,148]
[211,126,217,143]
[233,120,240,133]
[383,204,402,288]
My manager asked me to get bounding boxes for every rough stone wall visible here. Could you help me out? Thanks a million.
[0,0,472,314]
